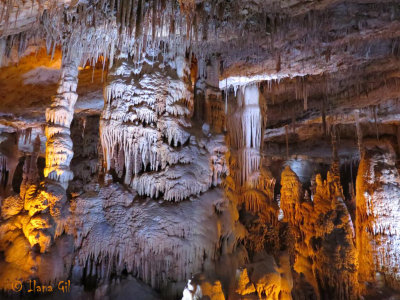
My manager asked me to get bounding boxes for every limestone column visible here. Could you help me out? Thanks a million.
[44,52,81,189]
[28,50,82,251]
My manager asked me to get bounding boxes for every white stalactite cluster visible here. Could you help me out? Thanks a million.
[224,83,279,254]
[100,53,224,201]
[227,85,263,187]
[225,84,277,221]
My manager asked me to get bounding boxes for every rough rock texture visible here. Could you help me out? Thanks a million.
[234,252,293,300]
[356,139,400,291]
[182,274,225,300]
[1,0,400,299]
[100,52,220,201]
[280,164,358,299]
[45,52,81,186]
[71,184,245,293]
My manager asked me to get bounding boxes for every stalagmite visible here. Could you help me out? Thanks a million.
[280,164,359,299]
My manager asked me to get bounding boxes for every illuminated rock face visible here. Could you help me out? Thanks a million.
[0,135,73,288]
[234,252,293,300]
[356,140,400,290]
[182,274,226,300]
[2,0,400,299]
[280,165,358,299]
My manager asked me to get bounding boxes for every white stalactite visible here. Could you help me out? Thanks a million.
[355,109,363,154]
[228,84,262,185]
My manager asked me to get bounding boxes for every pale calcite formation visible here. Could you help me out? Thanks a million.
[1,0,400,299]
[225,85,276,213]
[72,184,245,291]
[225,84,278,254]
[45,53,81,186]
[100,52,223,202]
[356,139,400,290]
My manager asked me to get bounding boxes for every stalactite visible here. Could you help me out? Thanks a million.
[17,127,32,145]
[295,76,308,111]
[225,83,278,252]
[227,85,263,185]
[202,55,224,133]
[355,110,363,154]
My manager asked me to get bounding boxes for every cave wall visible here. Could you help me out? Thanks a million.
[1,0,400,299]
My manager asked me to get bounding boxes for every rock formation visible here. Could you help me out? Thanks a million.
[356,139,400,291]
[280,163,358,299]
[0,0,400,299]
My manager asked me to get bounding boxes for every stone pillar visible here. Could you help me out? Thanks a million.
[45,53,81,189]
